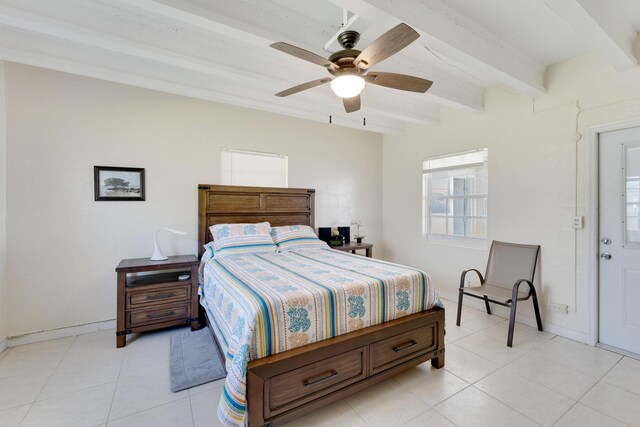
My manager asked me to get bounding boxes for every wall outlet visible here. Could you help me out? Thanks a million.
[572,216,584,229]
[549,302,569,314]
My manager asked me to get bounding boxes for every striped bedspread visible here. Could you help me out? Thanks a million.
[198,248,441,426]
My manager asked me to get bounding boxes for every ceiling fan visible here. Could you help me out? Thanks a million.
[270,23,433,114]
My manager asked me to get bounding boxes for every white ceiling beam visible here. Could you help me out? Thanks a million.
[0,3,438,127]
[543,0,638,72]
[114,0,483,112]
[0,23,410,134]
[0,4,271,85]
[0,44,404,134]
[113,0,332,51]
[329,0,546,96]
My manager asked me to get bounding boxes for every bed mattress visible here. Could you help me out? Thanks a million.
[198,248,441,426]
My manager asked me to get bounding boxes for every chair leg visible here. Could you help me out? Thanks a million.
[507,301,518,348]
[456,289,464,326]
[530,287,543,331]
[483,296,491,315]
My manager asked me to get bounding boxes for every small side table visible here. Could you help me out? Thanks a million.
[332,242,373,258]
[115,255,199,348]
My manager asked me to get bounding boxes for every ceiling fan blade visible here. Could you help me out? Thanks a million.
[343,95,361,113]
[270,42,338,70]
[365,72,433,93]
[275,78,332,97]
[355,23,419,69]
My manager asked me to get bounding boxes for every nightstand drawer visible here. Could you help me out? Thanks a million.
[127,284,190,308]
[126,303,190,328]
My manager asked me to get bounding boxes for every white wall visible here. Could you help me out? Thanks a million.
[5,63,382,337]
[0,61,7,349]
[382,52,640,340]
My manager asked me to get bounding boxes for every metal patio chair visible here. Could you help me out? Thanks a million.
[456,241,543,347]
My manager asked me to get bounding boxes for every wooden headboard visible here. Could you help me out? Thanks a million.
[198,184,315,257]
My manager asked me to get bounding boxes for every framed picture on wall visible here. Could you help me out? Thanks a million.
[94,166,145,201]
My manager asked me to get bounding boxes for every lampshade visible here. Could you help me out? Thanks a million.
[330,75,365,98]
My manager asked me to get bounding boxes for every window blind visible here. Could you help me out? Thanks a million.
[423,148,488,173]
[220,149,288,187]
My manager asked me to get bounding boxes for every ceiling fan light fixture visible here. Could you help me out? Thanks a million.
[330,74,365,98]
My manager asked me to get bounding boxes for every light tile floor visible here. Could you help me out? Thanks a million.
[0,298,638,427]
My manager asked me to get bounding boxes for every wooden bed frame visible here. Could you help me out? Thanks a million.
[198,184,445,427]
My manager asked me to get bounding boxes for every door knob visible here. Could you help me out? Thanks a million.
[601,237,612,245]
[600,253,612,260]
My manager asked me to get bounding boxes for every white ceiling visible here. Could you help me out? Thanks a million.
[0,0,639,134]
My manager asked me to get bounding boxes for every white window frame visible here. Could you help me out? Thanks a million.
[220,148,288,188]
[422,148,488,247]
[624,143,640,248]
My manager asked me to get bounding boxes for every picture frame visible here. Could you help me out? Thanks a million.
[94,166,145,201]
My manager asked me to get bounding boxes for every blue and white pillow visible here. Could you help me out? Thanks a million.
[209,222,277,257]
[270,225,329,252]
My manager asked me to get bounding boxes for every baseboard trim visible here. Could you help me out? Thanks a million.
[7,319,116,347]
[438,290,587,344]
[0,337,7,354]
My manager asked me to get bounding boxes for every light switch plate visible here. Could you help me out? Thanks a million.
[572,216,584,229]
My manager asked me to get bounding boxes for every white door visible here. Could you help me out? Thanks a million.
[599,127,640,355]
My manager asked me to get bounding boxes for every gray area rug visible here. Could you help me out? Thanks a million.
[170,328,226,392]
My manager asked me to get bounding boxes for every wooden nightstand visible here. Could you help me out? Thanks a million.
[332,242,373,258]
[115,255,200,348]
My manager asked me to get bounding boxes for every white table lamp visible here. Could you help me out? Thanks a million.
[150,228,187,261]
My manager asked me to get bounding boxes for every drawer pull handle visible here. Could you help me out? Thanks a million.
[303,369,338,387]
[147,311,175,319]
[145,292,176,301]
[393,340,418,352]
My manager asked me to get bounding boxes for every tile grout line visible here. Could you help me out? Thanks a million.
[103,333,129,426]
[406,405,461,427]
[503,350,610,403]
[464,385,544,426]
[391,373,435,411]
[475,366,578,426]
[435,332,562,425]
[344,377,416,427]
[188,390,196,427]
[599,360,640,398]
[558,357,634,426]
[430,386,470,426]
[454,326,552,361]
[446,334,552,387]
[17,335,79,427]
[343,384,380,427]
[454,332,557,385]
[107,397,192,424]
[106,331,191,424]
[462,334,605,426]
[386,347,468,426]
[549,369,612,426]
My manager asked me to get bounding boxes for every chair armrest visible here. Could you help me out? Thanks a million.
[460,269,484,289]
[510,279,534,301]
